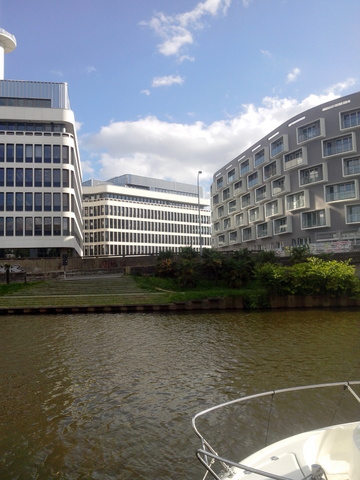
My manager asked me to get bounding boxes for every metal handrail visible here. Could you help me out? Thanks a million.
[193,381,360,480]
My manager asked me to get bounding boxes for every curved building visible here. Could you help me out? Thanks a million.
[211,91,360,253]
[0,29,83,258]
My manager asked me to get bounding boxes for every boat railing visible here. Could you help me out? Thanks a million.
[192,381,360,480]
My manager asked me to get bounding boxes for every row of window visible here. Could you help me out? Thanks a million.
[84,205,210,223]
[0,144,74,164]
[85,232,212,245]
[0,167,72,188]
[0,216,70,236]
[84,195,202,210]
[84,218,210,235]
[0,121,65,132]
[0,192,72,212]
[85,243,208,257]
[215,107,360,191]
[216,205,360,245]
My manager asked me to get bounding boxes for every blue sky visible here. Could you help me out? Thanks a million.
[1,0,360,194]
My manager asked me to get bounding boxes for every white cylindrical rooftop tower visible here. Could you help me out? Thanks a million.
[0,28,16,80]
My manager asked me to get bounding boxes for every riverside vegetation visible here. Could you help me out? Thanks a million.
[134,246,360,308]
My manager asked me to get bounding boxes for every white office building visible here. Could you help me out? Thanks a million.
[0,29,83,258]
[82,174,211,256]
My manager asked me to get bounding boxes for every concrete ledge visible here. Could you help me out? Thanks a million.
[0,294,359,316]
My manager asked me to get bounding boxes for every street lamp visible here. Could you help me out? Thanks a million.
[197,170,202,255]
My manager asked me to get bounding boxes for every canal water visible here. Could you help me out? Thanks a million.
[1,309,360,479]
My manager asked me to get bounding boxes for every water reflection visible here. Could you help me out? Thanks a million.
[0,310,359,479]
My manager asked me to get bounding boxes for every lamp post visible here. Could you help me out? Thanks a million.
[197,170,202,255]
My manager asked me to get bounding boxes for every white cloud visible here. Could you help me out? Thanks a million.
[141,0,232,58]
[80,80,356,191]
[152,75,184,87]
[286,67,301,83]
[84,66,96,74]
[141,89,151,96]
[260,49,271,58]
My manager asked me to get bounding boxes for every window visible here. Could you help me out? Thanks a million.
[15,193,23,211]
[323,135,353,156]
[44,193,52,211]
[34,168,42,187]
[53,217,61,236]
[341,109,360,129]
[0,144,4,162]
[218,234,225,244]
[53,169,61,187]
[343,157,360,176]
[242,227,253,241]
[257,222,269,238]
[223,188,230,201]
[34,192,42,211]
[240,159,250,176]
[224,218,231,229]
[16,217,23,236]
[284,149,304,170]
[254,149,265,167]
[227,168,235,183]
[6,168,14,186]
[6,144,14,162]
[249,206,262,223]
[53,145,61,163]
[25,168,32,187]
[248,171,259,188]
[63,193,69,212]
[297,120,321,142]
[274,217,288,234]
[234,180,242,193]
[6,217,13,236]
[263,161,277,180]
[228,200,237,213]
[255,186,267,203]
[16,168,23,187]
[34,145,42,163]
[235,213,245,226]
[25,144,33,163]
[62,146,69,164]
[217,205,224,218]
[44,217,52,236]
[299,165,324,185]
[346,204,360,223]
[216,176,223,189]
[44,145,51,163]
[301,209,327,228]
[325,181,356,202]
[34,217,42,236]
[271,137,284,157]
[53,193,61,212]
[229,231,237,242]
[0,168,3,186]
[265,200,280,217]
[241,193,251,208]
[272,176,287,195]
[25,217,32,236]
[286,191,306,211]
[25,193,33,211]
[214,222,220,231]
[44,169,51,187]
[16,144,23,163]
[6,193,14,211]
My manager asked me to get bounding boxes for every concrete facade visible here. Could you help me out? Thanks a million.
[212,92,360,252]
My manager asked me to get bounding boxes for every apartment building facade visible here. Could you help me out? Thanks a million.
[212,92,360,252]
[82,175,211,256]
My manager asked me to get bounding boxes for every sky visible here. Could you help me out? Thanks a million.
[1,0,360,195]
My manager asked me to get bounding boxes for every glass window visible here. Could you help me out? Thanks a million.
[15,192,23,211]
[257,223,269,238]
[6,168,14,186]
[34,192,42,211]
[263,161,277,180]
[286,192,306,211]
[44,169,51,187]
[0,168,4,186]
[255,186,267,202]
[235,213,244,226]
[298,120,321,142]
[63,217,69,235]
[346,204,360,223]
[53,217,61,236]
[325,182,356,202]
[6,144,14,162]
[234,180,242,192]
[53,145,60,163]
[16,144,23,163]
[0,192,4,211]
[25,144,33,163]
[323,135,353,156]
[241,193,251,208]
[229,231,237,242]
[63,193,69,211]
[44,217,52,236]
[62,145,69,164]
[248,171,259,188]
[53,169,61,187]
[271,137,284,157]
[62,169,69,187]
[265,200,279,217]
[274,217,288,234]
[341,109,360,129]
[34,168,42,187]
[272,177,286,196]
[217,205,224,218]
[16,168,23,187]
[34,145,42,163]
[53,193,61,211]
[228,200,236,213]
[25,217,33,236]
[6,193,14,211]
[240,159,250,176]
[34,217,42,236]
[25,168,33,187]
[301,210,326,228]
[227,168,235,183]
[44,193,52,211]
[25,192,33,211]
[242,227,252,241]
[224,217,231,229]
[299,165,323,185]
[15,217,23,236]
[6,217,13,236]
[44,145,51,163]
[254,149,265,167]
[343,157,360,176]
[0,217,3,235]
[284,149,303,170]
[0,144,4,162]
[223,188,230,200]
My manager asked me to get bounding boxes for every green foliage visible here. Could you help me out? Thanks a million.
[255,257,360,297]
[176,258,200,288]
[178,247,199,260]
[254,250,279,265]
[287,244,310,264]
[201,249,224,283]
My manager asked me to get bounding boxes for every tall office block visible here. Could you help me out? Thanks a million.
[82,174,211,256]
[0,29,83,258]
[212,92,360,253]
